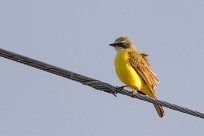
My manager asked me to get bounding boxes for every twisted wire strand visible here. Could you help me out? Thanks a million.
[0,48,204,119]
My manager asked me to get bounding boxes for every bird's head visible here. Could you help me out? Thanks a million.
[109,36,136,52]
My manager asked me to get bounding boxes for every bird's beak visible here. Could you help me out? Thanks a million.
[109,43,116,46]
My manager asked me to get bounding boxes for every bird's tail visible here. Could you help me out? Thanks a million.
[153,104,165,118]
[149,90,165,118]
[147,88,165,118]
[137,86,165,118]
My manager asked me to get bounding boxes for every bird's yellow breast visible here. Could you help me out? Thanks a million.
[114,49,145,91]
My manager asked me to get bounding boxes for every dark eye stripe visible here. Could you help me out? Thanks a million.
[116,43,129,48]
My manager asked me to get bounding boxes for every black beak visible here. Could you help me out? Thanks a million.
[109,43,116,46]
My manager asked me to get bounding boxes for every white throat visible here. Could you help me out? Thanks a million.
[114,46,125,52]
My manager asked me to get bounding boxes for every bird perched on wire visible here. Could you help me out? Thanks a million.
[109,36,165,118]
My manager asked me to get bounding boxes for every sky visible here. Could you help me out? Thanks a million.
[0,0,204,135]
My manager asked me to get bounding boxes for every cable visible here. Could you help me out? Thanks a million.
[0,48,204,119]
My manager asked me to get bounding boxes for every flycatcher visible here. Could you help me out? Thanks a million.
[109,36,165,118]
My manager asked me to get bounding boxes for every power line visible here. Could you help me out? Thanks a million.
[0,48,204,119]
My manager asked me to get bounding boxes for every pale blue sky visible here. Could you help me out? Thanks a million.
[0,0,204,136]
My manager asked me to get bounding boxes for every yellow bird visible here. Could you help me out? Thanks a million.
[109,36,165,118]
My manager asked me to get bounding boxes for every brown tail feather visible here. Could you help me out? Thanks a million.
[153,104,165,118]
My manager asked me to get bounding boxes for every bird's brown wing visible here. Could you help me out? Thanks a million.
[128,51,159,96]
[140,52,150,66]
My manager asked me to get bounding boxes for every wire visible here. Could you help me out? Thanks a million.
[0,48,204,119]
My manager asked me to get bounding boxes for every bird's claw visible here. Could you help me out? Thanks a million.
[112,86,127,97]
[112,89,117,97]
[131,91,136,97]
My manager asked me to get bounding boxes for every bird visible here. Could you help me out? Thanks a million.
[109,36,165,118]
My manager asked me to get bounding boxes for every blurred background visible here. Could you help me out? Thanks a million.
[0,0,204,135]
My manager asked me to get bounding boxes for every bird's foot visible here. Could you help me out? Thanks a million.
[131,91,146,97]
[112,85,127,97]
[131,91,137,97]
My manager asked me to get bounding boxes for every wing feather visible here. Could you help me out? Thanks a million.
[128,51,159,95]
